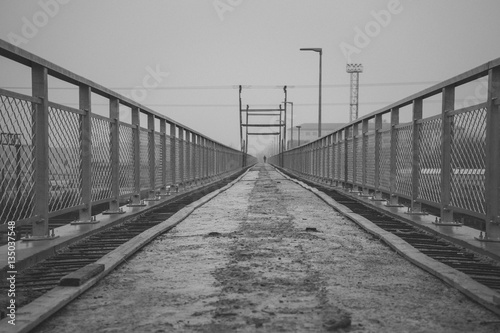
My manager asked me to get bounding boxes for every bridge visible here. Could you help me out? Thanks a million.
[1,39,500,331]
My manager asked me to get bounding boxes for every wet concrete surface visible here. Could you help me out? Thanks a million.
[34,164,500,332]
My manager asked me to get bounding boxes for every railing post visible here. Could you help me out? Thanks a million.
[211,141,215,178]
[170,123,177,187]
[332,132,338,186]
[386,108,402,207]
[344,128,349,190]
[178,127,184,189]
[321,136,328,182]
[104,97,124,213]
[194,134,199,183]
[483,66,500,241]
[372,114,384,201]
[361,119,370,196]
[438,86,455,224]
[351,124,359,192]
[29,64,54,239]
[185,131,191,185]
[127,107,145,207]
[327,135,332,185]
[408,98,425,214]
[159,119,168,196]
[75,85,94,223]
[146,113,158,200]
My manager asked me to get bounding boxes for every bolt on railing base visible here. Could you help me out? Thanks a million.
[370,191,386,202]
[158,186,171,197]
[127,202,147,207]
[143,197,160,202]
[21,228,59,241]
[432,221,463,226]
[102,208,126,215]
[359,189,371,198]
[384,195,403,207]
[143,191,161,202]
[71,219,100,225]
[21,235,59,241]
[404,211,428,216]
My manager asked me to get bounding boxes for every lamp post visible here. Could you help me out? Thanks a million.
[300,47,322,137]
[296,125,301,146]
[284,101,294,148]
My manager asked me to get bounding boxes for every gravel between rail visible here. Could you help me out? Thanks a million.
[34,164,500,332]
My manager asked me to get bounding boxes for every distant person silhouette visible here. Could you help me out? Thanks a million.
[263,156,267,163]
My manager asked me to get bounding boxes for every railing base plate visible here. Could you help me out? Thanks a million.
[21,235,60,241]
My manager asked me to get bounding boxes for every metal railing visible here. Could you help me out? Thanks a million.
[0,40,256,238]
[270,57,500,241]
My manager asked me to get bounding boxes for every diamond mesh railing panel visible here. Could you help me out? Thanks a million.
[91,116,112,202]
[139,129,150,190]
[366,133,376,187]
[155,132,163,188]
[418,117,442,203]
[175,138,181,183]
[339,141,345,181]
[395,124,413,197]
[326,144,331,180]
[165,135,172,184]
[195,142,200,179]
[187,141,193,181]
[378,130,391,191]
[334,144,339,180]
[48,105,82,212]
[450,107,487,215]
[329,144,334,180]
[347,139,353,183]
[118,124,135,196]
[355,136,363,185]
[0,94,36,224]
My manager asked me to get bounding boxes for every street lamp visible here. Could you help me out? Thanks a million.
[300,47,322,137]
[283,101,294,148]
[296,125,301,146]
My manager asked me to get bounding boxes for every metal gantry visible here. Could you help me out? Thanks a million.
[0,40,257,240]
[270,57,500,242]
[239,85,288,165]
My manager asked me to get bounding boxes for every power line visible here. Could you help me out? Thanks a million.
[0,81,440,91]
[57,99,456,108]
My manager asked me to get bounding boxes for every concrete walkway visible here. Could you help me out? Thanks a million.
[34,164,500,333]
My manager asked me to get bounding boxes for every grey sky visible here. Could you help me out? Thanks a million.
[1,0,500,155]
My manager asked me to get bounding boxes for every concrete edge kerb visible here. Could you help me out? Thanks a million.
[274,168,500,317]
[0,167,252,333]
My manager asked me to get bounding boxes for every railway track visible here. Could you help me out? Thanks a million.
[0,171,246,316]
[282,170,500,293]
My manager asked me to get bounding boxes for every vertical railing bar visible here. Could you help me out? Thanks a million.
[178,127,184,189]
[361,119,369,196]
[126,107,144,207]
[159,119,167,195]
[104,97,123,213]
[76,85,93,223]
[29,64,52,239]
[386,108,402,207]
[483,67,500,240]
[440,86,455,223]
[170,123,176,188]
[409,98,424,214]
[372,114,383,200]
